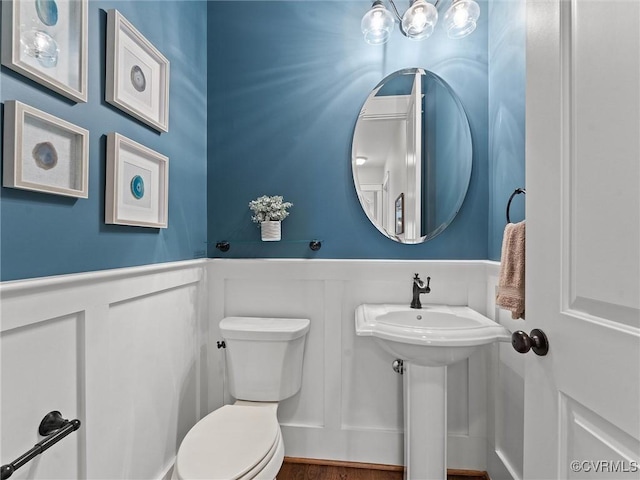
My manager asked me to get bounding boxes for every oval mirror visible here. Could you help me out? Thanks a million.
[352,68,472,244]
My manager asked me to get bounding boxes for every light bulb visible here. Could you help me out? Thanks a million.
[371,11,384,29]
[356,157,367,166]
[443,0,480,39]
[410,8,427,29]
[453,8,469,26]
[401,0,438,40]
[361,1,395,45]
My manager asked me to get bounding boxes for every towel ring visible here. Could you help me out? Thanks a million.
[506,188,526,223]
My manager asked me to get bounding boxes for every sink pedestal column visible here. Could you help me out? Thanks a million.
[403,363,447,480]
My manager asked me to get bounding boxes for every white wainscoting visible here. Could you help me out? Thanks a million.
[207,259,499,470]
[1,258,521,478]
[0,260,208,480]
[486,262,525,480]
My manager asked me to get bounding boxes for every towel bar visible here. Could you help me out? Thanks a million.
[0,411,81,480]
[506,188,526,223]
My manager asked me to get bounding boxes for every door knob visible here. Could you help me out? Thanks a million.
[511,329,549,356]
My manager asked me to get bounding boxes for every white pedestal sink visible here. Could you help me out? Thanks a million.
[355,304,510,480]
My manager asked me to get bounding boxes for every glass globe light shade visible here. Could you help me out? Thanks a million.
[361,1,395,45]
[401,0,438,40]
[443,0,480,39]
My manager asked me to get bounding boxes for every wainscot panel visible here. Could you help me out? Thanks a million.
[485,261,524,480]
[0,260,209,480]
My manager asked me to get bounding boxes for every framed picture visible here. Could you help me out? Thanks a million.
[105,133,168,228]
[106,10,170,132]
[395,193,404,235]
[1,0,88,102]
[3,100,89,198]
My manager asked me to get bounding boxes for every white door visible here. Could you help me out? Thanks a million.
[405,72,422,242]
[525,0,640,478]
[360,184,383,226]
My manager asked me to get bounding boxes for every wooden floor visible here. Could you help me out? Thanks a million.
[277,462,401,480]
[277,459,488,480]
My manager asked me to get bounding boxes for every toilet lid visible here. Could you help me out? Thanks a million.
[175,405,279,480]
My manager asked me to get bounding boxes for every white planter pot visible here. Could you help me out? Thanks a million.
[261,221,281,241]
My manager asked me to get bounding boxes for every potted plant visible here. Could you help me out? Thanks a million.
[249,195,293,241]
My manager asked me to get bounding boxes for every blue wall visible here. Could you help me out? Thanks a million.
[0,1,208,281]
[1,0,525,279]
[488,0,526,260]
[207,1,490,259]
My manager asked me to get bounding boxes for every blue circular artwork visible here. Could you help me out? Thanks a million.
[130,175,145,199]
[32,142,58,170]
[35,0,58,26]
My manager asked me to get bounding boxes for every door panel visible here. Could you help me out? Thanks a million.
[559,395,640,480]
[569,0,640,324]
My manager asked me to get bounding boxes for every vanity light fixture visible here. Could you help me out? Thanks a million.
[361,0,480,44]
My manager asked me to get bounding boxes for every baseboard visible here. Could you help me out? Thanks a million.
[283,456,403,471]
[283,457,490,478]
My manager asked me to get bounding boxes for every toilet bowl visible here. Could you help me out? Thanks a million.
[173,317,310,480]
[173,402,284,480]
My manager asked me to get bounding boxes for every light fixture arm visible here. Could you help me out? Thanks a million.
[385,0,404,23]
[386,0,441,23]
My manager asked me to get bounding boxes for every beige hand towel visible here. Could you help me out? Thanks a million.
[496,221,525,319]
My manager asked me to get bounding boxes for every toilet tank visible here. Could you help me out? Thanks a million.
[219,317,310,402]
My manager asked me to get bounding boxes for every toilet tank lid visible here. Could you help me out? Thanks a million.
[220,317,310,341]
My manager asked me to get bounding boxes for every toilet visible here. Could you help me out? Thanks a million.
[173,316,310,480]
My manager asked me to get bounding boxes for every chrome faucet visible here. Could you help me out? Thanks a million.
[411,274,431,309]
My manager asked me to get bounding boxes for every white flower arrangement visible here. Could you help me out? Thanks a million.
[249,195,293,224]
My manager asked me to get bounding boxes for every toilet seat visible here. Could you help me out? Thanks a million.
[236,427,283,480]
[174,404,282,480]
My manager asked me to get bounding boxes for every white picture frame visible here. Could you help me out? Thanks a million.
[106,10,170,132]
[1,0,88,103]
[105,133,168,228]
[3,100,89,198]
